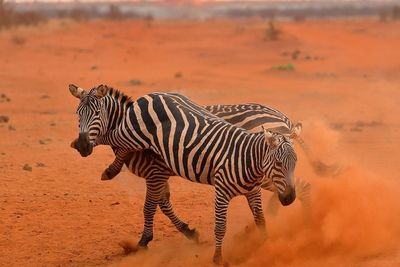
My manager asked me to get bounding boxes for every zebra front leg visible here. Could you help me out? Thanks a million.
[120,187,159,255]
[158,183,199,242]
[136,179,167,250]
[246,187,266,238]
[101,148,129,180]
[213,191,231,266]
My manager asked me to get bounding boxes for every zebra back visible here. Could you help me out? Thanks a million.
[205,104,294,134]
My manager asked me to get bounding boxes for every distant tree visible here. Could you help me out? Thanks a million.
[108,4,123,20]
[392,6,400,20]
[265,20,281,41]
[0,0,14,30]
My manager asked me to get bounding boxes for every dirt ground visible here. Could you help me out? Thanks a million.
[1,18,400,267]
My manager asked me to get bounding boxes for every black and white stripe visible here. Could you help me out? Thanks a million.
[70,84,299,265]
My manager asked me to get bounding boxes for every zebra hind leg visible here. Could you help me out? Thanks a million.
[159,184,199,242]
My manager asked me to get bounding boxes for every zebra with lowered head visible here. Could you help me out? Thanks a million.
[69,84,300,265]
[71,93,310,252]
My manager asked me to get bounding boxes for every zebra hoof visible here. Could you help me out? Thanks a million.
[185,228,200,243]
[119,240,141,255]
[101,168,117,180]
[101,170,111,180]
[213,254,228,266]
[119,240,148,255]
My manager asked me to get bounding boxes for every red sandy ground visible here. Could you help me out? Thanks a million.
[0,18,399,267]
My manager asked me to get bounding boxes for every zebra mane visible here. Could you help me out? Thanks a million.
[104,86,134,108]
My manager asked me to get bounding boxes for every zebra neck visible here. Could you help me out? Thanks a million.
[260,142,276,175]
[245,133,269,180]
[104,96,130,132]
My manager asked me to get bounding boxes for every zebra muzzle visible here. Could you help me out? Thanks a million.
[75,132,93,157]
[278,186,296,206]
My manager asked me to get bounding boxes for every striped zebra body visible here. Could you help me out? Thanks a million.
[70,85,299,265]
[205,104,293,135]
[104,103,297,247]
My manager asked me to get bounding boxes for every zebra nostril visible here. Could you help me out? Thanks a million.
[76,132,93,157]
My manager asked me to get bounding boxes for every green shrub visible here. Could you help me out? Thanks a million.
[271,63,295,71]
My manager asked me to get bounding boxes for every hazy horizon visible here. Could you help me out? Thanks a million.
[8,0,398,3]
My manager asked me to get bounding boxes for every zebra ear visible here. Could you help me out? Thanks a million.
[290,123,302,139]
[95,84,108,99]
[264,129,279,149]
[69,84,85,99]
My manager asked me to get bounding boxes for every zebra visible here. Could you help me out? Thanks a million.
[69,84,300,265]
[71,100,310,249]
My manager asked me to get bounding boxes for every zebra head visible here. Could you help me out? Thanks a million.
[69,84,109,157]
[263,124,301,206]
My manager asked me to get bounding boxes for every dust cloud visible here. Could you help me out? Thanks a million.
[241,119,400,267]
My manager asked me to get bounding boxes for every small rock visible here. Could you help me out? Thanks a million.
[0,115,9,123]
[8,125,16,131]
[0,94,11,103]
[291,50,301,60]
[40,95,49,99]
[49,122,56,127]
[36,162,46,167]
[110,201,120,206]
[174,72,183,79]
[23,164,32,172]
[39,138,51,145]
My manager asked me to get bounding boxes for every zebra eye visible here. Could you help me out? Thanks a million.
[95,110,100,116]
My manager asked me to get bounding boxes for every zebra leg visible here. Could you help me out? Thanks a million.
[137,178,167,249]
[158,183,199,242]
[101,148,129,180]
[245,187,266,237]
[260,178,280,215]
[213,191,231,266]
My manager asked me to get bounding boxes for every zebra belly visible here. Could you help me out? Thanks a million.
[122,149,215,186]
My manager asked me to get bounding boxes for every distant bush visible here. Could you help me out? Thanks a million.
[0,0,46,30]
[392,6,400,20]
[379,6,400,22]
[108,4,124,20]
[14,11,47,27]
[292,14,306,22]
[69,8,90,22]
[0,0,13,30]
[11,35,26,45]
[271,63,295,71]
[144,14,154,27]
[379,11,389,22]
[264,20,281,41]
[128,79,143,86]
